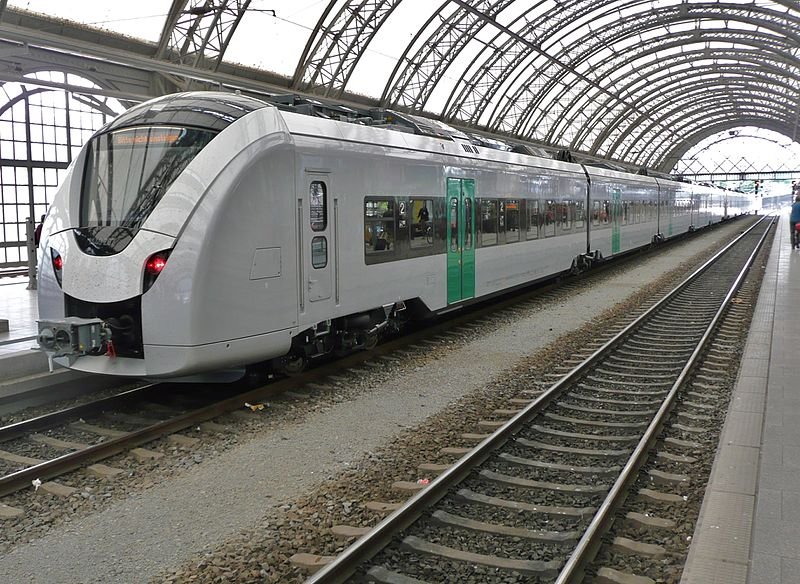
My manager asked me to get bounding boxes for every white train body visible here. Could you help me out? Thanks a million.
[36,93,752,379]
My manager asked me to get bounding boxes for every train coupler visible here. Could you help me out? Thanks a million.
[37,317,112,365]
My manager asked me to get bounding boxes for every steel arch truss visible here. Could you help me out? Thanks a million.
[155,0,251,72]
[4,0,798,170]
[291,0,403,97]
[294,0,800,169]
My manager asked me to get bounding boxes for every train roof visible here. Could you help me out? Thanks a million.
[102,92,701,189]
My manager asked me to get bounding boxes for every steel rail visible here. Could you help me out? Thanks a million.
[0,375,304,497]
[306,215,773,583]
[0,383,161,443]
[556,215,775,583]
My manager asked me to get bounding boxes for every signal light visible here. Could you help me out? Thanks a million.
[143,249,171,293]
[50,249,63,287]
[145,254,168,275]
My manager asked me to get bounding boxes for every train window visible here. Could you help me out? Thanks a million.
[591,201,600,226]
[449,197,458,252]
[310,181,327,231]
[480,199,498,246]
[543,201,556,237]
[526,199,540,239]
[464,197,473,250]
[311,236,327,268]
[506,199,520,242]
[81,126,217,236]
[560,201,572,232]
[364,198,396,259]
[410,198,433,249]
[575,200,585,228]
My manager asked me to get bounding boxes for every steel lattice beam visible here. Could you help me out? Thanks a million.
[597,66,797,162]
[482,3,799,144]
[155,0,251,72]
[570,42,799,152]
[292,0,402,97]
[380,0,516,110]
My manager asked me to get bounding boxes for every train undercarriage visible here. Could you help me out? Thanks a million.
[269,301,407,375]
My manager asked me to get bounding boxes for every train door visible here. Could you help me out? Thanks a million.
[300,173,336,321]
[611,187,622,254]
[446,177,476,304]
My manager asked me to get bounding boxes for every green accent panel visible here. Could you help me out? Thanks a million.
[461,179,476,299]
[611,188,621,254]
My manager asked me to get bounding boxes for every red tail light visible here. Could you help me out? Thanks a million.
[145,254,168,275]
[50,249,63,287]
[143,249,171,293]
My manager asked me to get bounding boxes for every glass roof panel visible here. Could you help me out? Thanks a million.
[8,0,168,43]
[346,0,433,98]
[224,1,322,78]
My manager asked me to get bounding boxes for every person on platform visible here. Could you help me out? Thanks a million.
[791,195,800,249]
[34,214,45,247]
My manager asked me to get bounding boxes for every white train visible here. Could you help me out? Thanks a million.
[35,92,752,380]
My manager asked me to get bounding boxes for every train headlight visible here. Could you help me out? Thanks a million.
[50,249,63,287]
[143,249,171,293]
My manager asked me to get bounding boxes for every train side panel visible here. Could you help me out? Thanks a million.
[585,168,660,257]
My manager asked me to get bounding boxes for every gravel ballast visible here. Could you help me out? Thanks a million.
[0,219,757,583]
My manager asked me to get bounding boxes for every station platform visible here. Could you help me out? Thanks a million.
[0,275,46,381]
[682,215,800,584]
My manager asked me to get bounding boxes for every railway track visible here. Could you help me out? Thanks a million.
[304,216,774,583]
[0,379,310,499]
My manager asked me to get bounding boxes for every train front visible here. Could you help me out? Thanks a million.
[36,92,281,378]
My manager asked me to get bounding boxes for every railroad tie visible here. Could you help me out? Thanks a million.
[595,566,655,584]
[288,553,335,575]
[330,525,371,541]
[364,501,403,515]
[366,566,429,584]
[401,535,562,577]
[0,503,24,519]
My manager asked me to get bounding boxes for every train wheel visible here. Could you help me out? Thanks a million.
[363,331,379,350]
[274,353,307,376]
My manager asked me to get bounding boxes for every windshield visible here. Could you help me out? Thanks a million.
[81,126,217,231]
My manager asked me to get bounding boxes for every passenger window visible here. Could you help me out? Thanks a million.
[527,199,539,240]
[464,197,473,250]
[448,197,459,251]
[480,199,498,246]
[311,236,327,268]
[410,198,433,249]
[506,199,520,242]
[544,200,556,237]
[575,200,585,228]
[364,199,395,258]
[560,201,572,232]
[310,181,327,231]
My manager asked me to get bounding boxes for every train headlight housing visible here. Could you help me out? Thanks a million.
[143,249,171,293]
[50,249,63,287]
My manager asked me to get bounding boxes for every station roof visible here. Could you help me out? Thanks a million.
[0,0,797,172]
